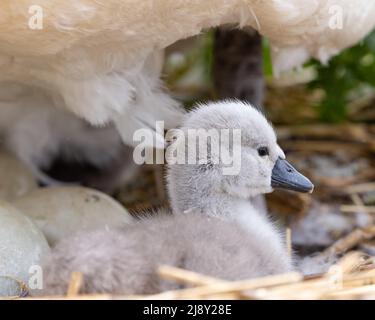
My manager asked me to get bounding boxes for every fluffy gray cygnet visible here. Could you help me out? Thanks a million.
[40,101,313,296]
[41,213,291,295]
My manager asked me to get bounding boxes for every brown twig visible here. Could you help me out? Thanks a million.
[158,265,224,286]
[321,226,375,257]
[340,205,375,214]
[345,183,375,194]
[66,272,83,297]
[147,271,302,299]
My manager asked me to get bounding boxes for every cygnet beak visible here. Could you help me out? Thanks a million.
[271,158,314,193]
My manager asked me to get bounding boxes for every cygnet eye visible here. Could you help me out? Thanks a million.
[257,146,269,157]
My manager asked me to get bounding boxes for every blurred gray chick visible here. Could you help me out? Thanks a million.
[0,82,138,192]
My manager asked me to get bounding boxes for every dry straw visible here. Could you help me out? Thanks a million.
[1,223,374,300]
[3,249,373,300]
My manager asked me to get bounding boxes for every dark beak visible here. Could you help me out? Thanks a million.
[271,158,314,193]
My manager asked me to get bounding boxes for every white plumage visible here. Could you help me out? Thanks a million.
[0,0,374,142]
[0,82,135,186]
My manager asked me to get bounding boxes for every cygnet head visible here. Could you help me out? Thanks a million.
[167,101,313,216]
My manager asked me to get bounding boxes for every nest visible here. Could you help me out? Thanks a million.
[0,225,373,300]
[3,111,375,301]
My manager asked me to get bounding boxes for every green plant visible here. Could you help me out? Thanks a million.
[308,30,375,122]
[262,38,273,78]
